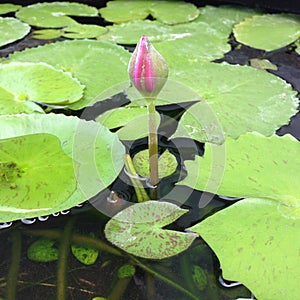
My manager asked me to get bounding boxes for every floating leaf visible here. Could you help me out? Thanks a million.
[0,62,84,112]
[72,243,99,265]
[188,197,300,299]
[133,149,177,178]
[179,133,300,206]
[27,238,59,262]
[170,62,298,143]
[0,17,30,47]
[0,133,77,222]
[249,58,278,70]
[233,14,300,51]
[99,0,198,25]
[0,4,21,14]
[16,2,98,28]
[62,24,107,39]
[10,40,131,109]
[0,114,125,222]
[105,201,197,259]
[32,29,62,40]
[96,106,160,140]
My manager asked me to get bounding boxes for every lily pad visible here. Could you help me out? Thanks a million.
[27,238,59,262]
[170,62,298,143]
[0,17,30,47]
[0,113,125,222]
[10,40,131,110]
[71,243,99,265]
[105,201,197,259]
[133,149,177,178]
[0,4,21,14]
[233,14,300,51]
[96,106,160,140]
[188,197,300,299]
[32,29,63,40]
[99,0,199,25]
[179,133,300,205]
[0,62,84,112]
[16,2,98,28]
[0,133,77,222]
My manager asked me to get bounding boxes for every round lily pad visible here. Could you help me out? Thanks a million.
[16,2,98,28]
[71,243,99,265]
[188,197,300,299]
[0,62,84,111]
[0,4,21,14]
[133,149,177,178]
[233,14,300,51]
[99,0,199,25]
[0,133,77,221]
[27,238,59,262]
[0,17,30,47]
[105,201,197,259]
[180,133,300,206]
[96,106,160,140]
[10,40,131,110]
[0,113,125,222]
[170,62,298,143]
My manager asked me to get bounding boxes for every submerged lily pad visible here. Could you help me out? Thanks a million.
[27,238,59,262]
[233,14,300,51]
[0,17,30,47]
[71,243,99,265]
[170,62,298,143]
[16,2,98,28]
[0,133,77,222]
[179,133,300,206]
[0,114,125,222]
[10,40,131,109]
[133,149,177,178]
[105,201,197,259]
[0,4,21,14]
[96,106,160,140]
[99,0,198,24]
[0,62,84,112]
[189,197,300,299]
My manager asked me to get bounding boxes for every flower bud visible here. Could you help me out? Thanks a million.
[128,35,168,99]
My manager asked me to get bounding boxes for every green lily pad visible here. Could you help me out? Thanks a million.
[0,133,77,222]
[249,58,278,70]
[0,62,84,111]
[16,2,98,28]
[0,113,125,222]
[32,29,63,40]
[133,149,177,178]
[10,40,131,110]
[105,201,197,259]
[99,0,198,25]
[0,17,30,47]
[27,238,59,262]
[0,4,21,14]
[62,24,107,39]
[188,197,300,299]
[96,106,160,140]
[233,14,300,51]
[179,133,300,206]
[71,243,99,265]
[170,62,298,143]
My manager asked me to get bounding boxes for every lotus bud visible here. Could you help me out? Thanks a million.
[128,35,168,99]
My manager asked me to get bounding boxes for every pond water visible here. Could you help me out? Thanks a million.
[1,1,300,299]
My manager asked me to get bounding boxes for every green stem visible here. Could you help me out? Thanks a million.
[56,218,76,300]
[107,277,132,300]
[130,256,199,300]
[6,230,22,300]
[123,154,150,203]
[23,229,122,257]
[147,99,159,199]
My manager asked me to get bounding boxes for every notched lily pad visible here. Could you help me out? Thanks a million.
[233,13,300,51]
[105,201,197,259]
[0,4,21,14]
[0,62,84,111]
[180,133,300,206]
[133,149,177,179]
[0,17,30,47]
[99,0,198,25]
[0,133,77,222]
[10,40,131,109]
[16,2,98,28]
[188,197,300,299]
[72,243,99,265]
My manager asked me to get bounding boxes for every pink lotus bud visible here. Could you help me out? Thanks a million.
[128,35,168,99]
